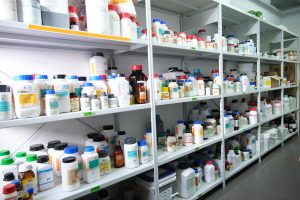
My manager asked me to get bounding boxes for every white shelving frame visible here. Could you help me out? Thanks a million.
[0,0,298,199]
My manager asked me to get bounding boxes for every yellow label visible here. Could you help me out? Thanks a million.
[266,80,271,86]
[96,90,103,98]
[91,62,95,74]
[19,94,37,106]
[113,0,129,3]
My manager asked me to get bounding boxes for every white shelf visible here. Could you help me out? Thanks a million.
[36,162,153,200]
[224,90,258,98]
[261,139,282,156]
[284,131,298,141]
[155,95,221,106]
[283,108,299,115]
[260,57,282,64]
[225,155,259,179]
[283,85,298,89]
[0,104,150,129]
[174,178,223,200]
[223,52,258,62]
[260,87,282,92]
[225,124,259,139]
[260,113,282,125]
[157,135,222,166]
[283,60,298,64]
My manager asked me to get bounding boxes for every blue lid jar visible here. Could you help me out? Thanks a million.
[67,75,78,80]
[14,75,33,81]
[84,146,95,153]
[45,89,55,95]
[83,82,93,87]
[64,146,79,154]
[89,75,101,81]
[138,139,147,146]
[35,75,48,80]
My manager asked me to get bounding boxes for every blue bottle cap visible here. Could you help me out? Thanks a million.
[138,139,147,146]
[224,113,228,117]
[27,187,34,195]
[146,128,152,133]
[153,18,161,23]
[67,75,78,80]
[84,146,95,153]
[64,146,79,154]
[177,120,184,124]
[14,75,33,81]
[45,89,55,95]
[35,75,48,80]
[194,120,201,124]
[83,82,93,87]
[185,79,192,82]
[107,75,116,79]
[89,75,101,81]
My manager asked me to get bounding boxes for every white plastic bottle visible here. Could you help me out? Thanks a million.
[175,120,186,142]
[85,133,98,147]
[13,75,40,119]
[283,95,290,112]
[224,114,230,134]
[44,90,59,116]
[101,125,118,157]
[116,74,130,107]
[120,12,132,38]
[147,73,162,101]
[66,75,81,95]
[85,0,109,34]
[0,157,18,185]
[91,95,100,111]
[61,156,80,192]
[107,75,118,97]
[124,137,139,169]
[188,75,198,96]
[36,155,54,191]
[34,75,52,116]
[176,162,195,198]
[17,0,42,25]
[47,140,61,166]
[113,0,136,18]
[81,146,100,183]
[60,146,83,180]
[52,74,71,113]
[137,139,149,165]
[204,161,215,183]
[89,52,108,75]
[52,142,68,177]
[108,4,120,36]
[90,75,107,98]
[168,80,179,99]
[0,85,13,121]
[192,121,203,144]
[80,93,91,111]
[249,107,258,125]
[240,74,249,92]
[130,16,137,39]
[0,0,18,21]
[197,78,205,96]
[28,144,47,157]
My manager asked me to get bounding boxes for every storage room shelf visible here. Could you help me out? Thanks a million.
[224,90,258,98]
[283,85,298,89]
[0,20,147,52]
[283,60,298,64]
[157,135,222,166]
[174,178,223,200]
[284,108,299,115]
[260,87,282,92]
[225,155,259,179]
[36,162,153,200]
[260,113,282,125]
[260,57,282,64]
[155,95,221,106]
[0,104,150,129]
[284,131,298,141]
[261,139,282,156]
[223,52,258,62]
[225,124,259,139]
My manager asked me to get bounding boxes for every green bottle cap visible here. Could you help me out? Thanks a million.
[16,152,27,158]
[0,150,10,156]
[26,154,37,162]
[1,157,14,165]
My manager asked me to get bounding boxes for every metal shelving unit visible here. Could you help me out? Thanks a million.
[0,0,298,200]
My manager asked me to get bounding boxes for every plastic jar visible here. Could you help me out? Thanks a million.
[85,0,109,34]
[89,52,108,75]
[273,101,281,115]
[2,172,16,187]
[28,144,48,157]
[80,93,91,111]
[167,134,177,152]
[92,134,109,154]
[82,146,100,183]
[25,154,38,193]
[161,87,170,100]
[177,80,185,98]
[183,132,193,146]
[0,0,18,21]
[108,3,121,36]
[17,0,42,24]
[85,133,98,147]
[2,183,17,199]
[145,128,153,157]
[240,74,249,92]
[47,140,61,166]
[107,75,118,97]
[192,121,203,144]
[175,120,186,142]
[212,83,220,95]
[36,155,54,191]
[116,74,130,107]
[52,142,68,177]
[52,74,71,113]
[249,108,258,125]
[137,140,149,164]
[101,125,117,157]
[100,92,109,109]
[60,146,83,180]
[44,90,59,116]
[33,75,51,116]
[283,95,290,112]
[98,152,111,176]
[124,137,139,169]
[0,158,18,188]
[204,161,215,183]
[66,76,80,95]
[81,82,95,98]
[184,79,193,97]
[224,114,230,134]
[18,163,35,197]
[108,94,118,108]
[176,162,195,198]
[233,81,242,93]
[90,75,108,98]
[167,80,179,99]
[68,6,79,30]
[15,152,26,167]
[262,76,271,88]
[90,95,100,111]
[197,78,205,96]
[120,12,131,38]
[0,150,10,163]
[61,157,80,192]
[13,75,40,119]
[70,93,80,112]
[0,85,13,121]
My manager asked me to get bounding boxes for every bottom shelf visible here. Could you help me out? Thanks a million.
[225,155,259,179]
[174,177,223,200]
[261,140,282,156]
[284,131,298,141]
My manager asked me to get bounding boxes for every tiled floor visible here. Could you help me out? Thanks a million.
[203,135,300,200]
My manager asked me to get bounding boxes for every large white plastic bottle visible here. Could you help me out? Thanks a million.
[204,161,215,183]
[192,121,203,144]
[116,74,130,107]
[0,0,18,21]
[85,0,109,34]
[113,0,136,18]
[176,162,195,198]
[108,3,120,36]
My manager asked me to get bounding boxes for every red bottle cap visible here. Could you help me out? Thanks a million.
[207,160,213,165]
[70,17,78,23]
[68,6,77,13]
[178,75,186,80]
[154,73,158,78]
[142,29,147,34]
[120,12,130,19]
[250,107,256,111]
[191,35,197,39]
[131,65,142,71]
[100,75,107,81]
[130,16,136,22]
[186,35,192,40]
[2,184,16,194]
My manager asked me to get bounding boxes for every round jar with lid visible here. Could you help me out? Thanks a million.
[52,74,70,113]
[2,183,17,199]
[60,146,83,180]
[44,89,59,116]
[47,140,61,166]
[85,133,98,147]
[15,152,26,167]
[81,146,100,183]
[92,134,109,154]
[34,75,52,116]
[98,151,111,176]
[28,144,47,157]
[36,155,54,191]
[52,142,68,177]
[124,137,139,169]
[61,156,80,192]
[176,162,195,198]
[0,84,13,121]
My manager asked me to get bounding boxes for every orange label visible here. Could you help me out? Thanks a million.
[56,158,60,172]
[49,155,52,165]
[192,127,195,136]
[139,92,146,100]
[113,0,129,3]
[19,94,37,106]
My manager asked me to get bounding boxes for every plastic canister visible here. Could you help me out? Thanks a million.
[176,162,195,198]
[40,0,69,28]
[0,0,18,21]
[272,101,281,115]
[92,134,109,154]
[28,144,48,157]
[0,158,18,187]
[0,85,13,121]
[52,142,68,177]
[60,146,83,180]
[116,74,130,107]
[283,95,290,112]
[108,3,121,36]
[138,140,149,165]
[13,75,40,119]
[240,74,249,92]
[36,155,54,191]
[52,74,70,113]
[175,120,186,142]
[61,156,80,192]
[184,79,193,97]
[66,76,81,95]
[44,90,59,116]
[47,140,60,166]
[107,75,118,97]
[81,83,95,98]
[101,125,117,157]
[90,75,108,98]
[249,108,258,125]
[113,0,136,18]
[224,114,230,134]
[192,121,203,144]
[130,16,138,40]
[120,12,132,38]
[2,172,16,189]
[82,146,100,183]
[124,137,139,169]
[204,161,215,183]
[17,0,42,24]
[89,52,108,75]
[2,183,17,199]
[183,132,193,146]
[98,152,111,176]
[85,0,109,34]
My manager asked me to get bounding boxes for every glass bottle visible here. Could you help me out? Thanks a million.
[135,81,146,104]
[18,163,35,199]
[70,93,80,112]
[129,65,147,101]
[113,145,124,168]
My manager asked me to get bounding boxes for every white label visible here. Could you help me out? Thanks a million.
[159,186,172,200]
[38,167,54,188]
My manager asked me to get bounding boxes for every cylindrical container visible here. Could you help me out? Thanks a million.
[47,140,61,166]
[183,132,193,146]
[61,157,80,192]
[116,74,130,107]
[108,3,121,36]
[17,0,42,24]
[117,131,126,150]
[92,134,109,154]
[90,75,108,98]
[89,52,108,75]
[107,75,118,97]
[2,183,17,199]
[98,151,111,176]
[60,146,83,180]
[249,108,258,125]
[85,0,109,34]
[0,157,18,186]
[113,145,124,168]
[2,172,16,187]
[184,79,193,97]
[70,93,80,112]
[101,125,117,157]
[138,140,149,164]
[167,134,176,152]
[240,73,249,92]
[80,93,91,111]
[168,80,179,99]
[0,0,18,21]
[108,94,118,108]
[204,161,215,183]
[130,16,137,39]
[272,101,281,115]
[81,146,100,184]
[176,162,195,198]
[25,154,38,193]
[91,95,100,110]
[66,75,81,95]
[81,83,95,98]
[52,142,68,177]
[36,155,54,191]
[85,133,98,147]
[175,120,186,142]
[120,12,131,38]
[13,75,40,119]
[124,137,139,169]
[192,121,203,144]
[15,152,26,167]
[18,163,35,197]
[44,90,59,116]
[52,74,70,113]
[28,144,48,157]
[0,85,13,121]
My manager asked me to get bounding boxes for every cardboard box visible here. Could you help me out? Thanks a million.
[271,76,280,88]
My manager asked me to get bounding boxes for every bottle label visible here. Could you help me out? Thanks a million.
[38,167,54,187]
[62,168,79,186]
[89,159,99,169]
[18,94,37,108]
[186,177,195,190]
[127,150,137,158]
[49,100,59,109]
[99,159,111,176]
[21,178,34,195]
[0,101,10,112]
[56,90,69,98]
[139,92,146,100]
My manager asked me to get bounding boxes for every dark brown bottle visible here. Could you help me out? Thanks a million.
[113,145,124,168]
[129,65,147,103]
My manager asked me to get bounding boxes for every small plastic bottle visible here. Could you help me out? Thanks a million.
[183,132,193,146]
[15,152,27,168]
[184,79,193,97]
[204,161,215,183]
[28,144,47,157]
[2,184,17,200]
[91,95,100,111]
[92,134,109,153]
[138,140,149,164]
[70,93,80,112]
[47,140,61,166]
[100,92,109,109]
[80,93,90,111]
[192,121,203,144]
[168,80,179,99]
[60,146,83,180]
[108,94,118,108]
[2,172,16,186]
[108,3,121,36]
[68,6,79,30]
[85,133,98,147]
[167,134,177,152]
[120,12,131,38]
[124,137,139,169]
[81,146,100,183]
[52,143,68,177]
[44,90,59,116]
[175,120,186,142]
[36,155,54,191]
[161,87,170,100]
